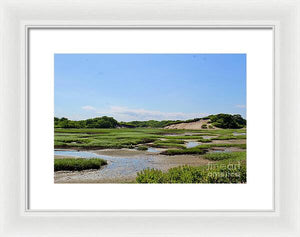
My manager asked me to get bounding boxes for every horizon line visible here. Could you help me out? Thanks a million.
[54,113,246,122]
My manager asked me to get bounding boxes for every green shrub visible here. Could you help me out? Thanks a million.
[208,125,214,129]
[54,158,107,171]
[207,114,246,129]
[136,162,246,183]
[136,169,165,183]
[201,124,208,129]
[55,116,119,129]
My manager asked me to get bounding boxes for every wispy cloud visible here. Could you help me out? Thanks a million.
[82,105,207,122]
[82,105,97,111]
[235,104,246,109]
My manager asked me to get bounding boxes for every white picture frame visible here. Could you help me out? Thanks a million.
[0,0,299,236]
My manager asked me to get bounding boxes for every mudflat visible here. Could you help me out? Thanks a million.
[54,149,213,183]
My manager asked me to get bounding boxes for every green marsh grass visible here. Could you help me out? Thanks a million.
[161,147,207,155]
[160,143,246,156]
[198,138,212,143]
[137,145,148,151]
[136,151,246,183]
[54,128,246,150]
[54,158,107,171]
[203,151,245,161]
[136,161,246,183]
[211,135,237,140]
[151,143,186,149]
[196,143,246,149]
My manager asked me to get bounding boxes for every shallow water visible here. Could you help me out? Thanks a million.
[210,149,229,153]
[233,132,246,136]
[147,147,159,153]
[54,148,215,183]
[209,147,238,153]
[54,150,155,179]
[202,136,215,139]
[185,141,199,148]
[55,150,101,158]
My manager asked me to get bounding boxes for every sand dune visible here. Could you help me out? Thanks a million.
[164,119,217,130]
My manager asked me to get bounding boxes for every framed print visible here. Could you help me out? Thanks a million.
[27,28,272,211]
[1,0,300,236]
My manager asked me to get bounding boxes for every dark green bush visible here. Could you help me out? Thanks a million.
[55,116,119,129]
[207,114,246,129]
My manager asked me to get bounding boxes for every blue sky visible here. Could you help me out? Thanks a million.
[55,54,246,121]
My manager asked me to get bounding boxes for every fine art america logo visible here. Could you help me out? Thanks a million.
[206,162,242,178]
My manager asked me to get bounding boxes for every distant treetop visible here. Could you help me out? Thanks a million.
[204,114,246,129]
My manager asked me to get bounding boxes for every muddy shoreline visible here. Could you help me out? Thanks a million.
[54,148,214,183]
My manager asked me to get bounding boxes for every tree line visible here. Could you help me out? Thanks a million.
[54,113,246,129]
